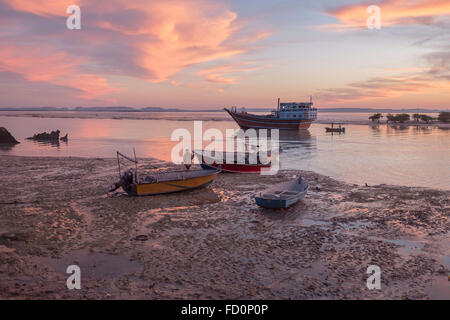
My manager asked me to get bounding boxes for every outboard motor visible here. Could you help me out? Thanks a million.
[108,169,135,192]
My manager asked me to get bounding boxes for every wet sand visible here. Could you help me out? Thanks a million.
[0,155,448,299]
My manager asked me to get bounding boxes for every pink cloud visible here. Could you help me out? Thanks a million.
[3,0,76,17]
[0,45,115,99]
[197,62,262,84]
[320,0,450,31]
[1,0,270,88]
[316,73,450,105]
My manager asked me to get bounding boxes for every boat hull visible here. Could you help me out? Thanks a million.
[225,108,313,130]
[124,171,219,196]
[255,194,305,209]
[200,163,269,173]
[255,197,288,209]
[195,151,271,173]
[325,127,345,133]
[254,178,309,209]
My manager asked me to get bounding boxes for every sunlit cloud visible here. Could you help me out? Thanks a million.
[425,50,450,80]
[317,73,449,104]
[1,0,269,88]
[3,0,75,17]
[319,0,450,31]
[198,62,262,84]
[0,44,115,99]
[313,1,450,105]
[1,0,447,109]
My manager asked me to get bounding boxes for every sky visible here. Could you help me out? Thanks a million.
[0,0,449,110]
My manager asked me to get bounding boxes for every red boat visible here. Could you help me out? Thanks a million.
[194,150,271,173]
[224,98,317,130]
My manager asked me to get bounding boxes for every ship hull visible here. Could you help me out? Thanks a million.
[200,162,270,173]
[225,108,313,130]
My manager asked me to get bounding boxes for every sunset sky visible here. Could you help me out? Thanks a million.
[0,0,449,109]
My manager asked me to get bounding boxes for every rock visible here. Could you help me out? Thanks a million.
[132,235,149,241]
[0,127,20,144]
[27,130,61,141]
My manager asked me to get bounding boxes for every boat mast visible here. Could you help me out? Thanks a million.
[133,147,138,182]
[277,97,280,114]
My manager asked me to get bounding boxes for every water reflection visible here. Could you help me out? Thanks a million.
[278,129,316,153]
[388,125,410,131]
[31,139,68,149]
[0,143,17,151]
[369,125,382,137]
[278,129,312,141]
[412,126,432,134]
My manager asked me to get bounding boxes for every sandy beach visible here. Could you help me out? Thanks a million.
[0,155,448,299]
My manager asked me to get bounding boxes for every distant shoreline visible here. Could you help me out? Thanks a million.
[1,110,449,128]
[0,107,448,113]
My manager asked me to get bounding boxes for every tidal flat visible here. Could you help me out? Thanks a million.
[0,155,448,299]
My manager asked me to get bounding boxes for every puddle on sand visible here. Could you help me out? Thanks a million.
[302,260,329,282]
[300,219,331,228]
[368,236,450,299]
[368,237,425,254]
[339,220,374,231]
[425,275,450,299]
[386,239,425,253]
[35,250,142,280]
[441,256,450,269]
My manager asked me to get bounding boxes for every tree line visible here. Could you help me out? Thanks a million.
[369,112,450,124]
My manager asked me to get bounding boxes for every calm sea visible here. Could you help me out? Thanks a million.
[1,113,449,190]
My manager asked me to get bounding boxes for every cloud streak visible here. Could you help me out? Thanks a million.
[320,0,450,31]
[198,61,263,84]
[317,71,449,105]
[0,44,115,99]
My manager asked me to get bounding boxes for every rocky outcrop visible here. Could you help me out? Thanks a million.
[0,127,20,144]
[27,130,61,141]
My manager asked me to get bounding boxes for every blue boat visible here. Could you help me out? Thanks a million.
[255,177,309,209]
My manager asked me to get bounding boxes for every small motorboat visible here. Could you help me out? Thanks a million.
[255,177,309,209]
[109,151,220,196]
[325,123,345,133]
[111,168,220,196]
[194,150,271,173]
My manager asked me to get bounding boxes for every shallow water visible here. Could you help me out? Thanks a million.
[0,115,449,189]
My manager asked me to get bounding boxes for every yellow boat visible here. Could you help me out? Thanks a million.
[109,151,220,196]
[110,168,220,196]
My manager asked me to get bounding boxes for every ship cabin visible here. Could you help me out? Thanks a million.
[271,102,318,120]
